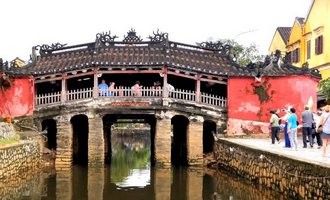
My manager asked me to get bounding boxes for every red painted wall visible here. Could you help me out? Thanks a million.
[227,75,319,135]
[0,76,34,118]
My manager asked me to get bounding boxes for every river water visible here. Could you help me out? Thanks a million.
[0,131,284,200]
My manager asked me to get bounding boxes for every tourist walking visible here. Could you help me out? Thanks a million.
[301,105,314,148]
[319,105,330,157]
[282,108,291,148]
[287,107,298,150]
[313,109,323,148]
[270,109,280,144]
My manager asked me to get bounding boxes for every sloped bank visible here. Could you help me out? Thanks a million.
[214,139,330,199]
[0,122,42,181]
[0,140,41,180]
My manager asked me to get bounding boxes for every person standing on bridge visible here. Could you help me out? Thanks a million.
[98,79,108,96]
[132,81,142,96]
[269,109,281,144]
[108,82,115,96]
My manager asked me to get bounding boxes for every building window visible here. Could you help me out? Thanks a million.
[291,48,300,63]
[315,35,323,55]
[307,40,311,59]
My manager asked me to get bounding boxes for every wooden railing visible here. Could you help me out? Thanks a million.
[67,87,93,101]
[35,87,227,108]
[36,92,61,105]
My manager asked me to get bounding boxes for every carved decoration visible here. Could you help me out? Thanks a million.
[96,31,118,47]
[198,41,233,56]
[148,29,168,42]
[123,28,142,43]
[34,43,67,56]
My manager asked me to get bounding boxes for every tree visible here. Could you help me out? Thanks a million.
[318,77,330,101]
[217,39,265,66]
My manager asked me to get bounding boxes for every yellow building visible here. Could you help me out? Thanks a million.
[269,0,330,80]
[268,27,291,57]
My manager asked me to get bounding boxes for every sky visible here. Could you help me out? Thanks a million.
[0,0,312,61]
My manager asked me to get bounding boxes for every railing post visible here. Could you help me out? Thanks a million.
[162,67,169,98]
[61,75,67,103]
[93,68,98,98]
[195,74,201,103]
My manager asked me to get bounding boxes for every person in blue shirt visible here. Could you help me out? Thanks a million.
[287,107,298,150]
[98,79,108,96]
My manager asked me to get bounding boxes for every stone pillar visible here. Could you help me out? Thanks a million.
[187,170,203,200]
[55,117,72,170]
[88,167,104,200]
[154,168,171,200]
[155,118,171,166]
[187,119,203,166]
[88,117,104,166]
[56,169,72,200]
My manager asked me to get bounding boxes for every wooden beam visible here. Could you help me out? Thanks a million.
[35,76,62,83]
[98,70,164,74]
[167,71,196,80]
[200,78,227,85]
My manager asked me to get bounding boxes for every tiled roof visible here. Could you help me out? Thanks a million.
[5,41,251,77]
[296,17,305,27]
[3,30,321,79]
[277,27,291,45]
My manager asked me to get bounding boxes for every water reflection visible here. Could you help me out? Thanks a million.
[0,131,285,199]
[110,131,151,188]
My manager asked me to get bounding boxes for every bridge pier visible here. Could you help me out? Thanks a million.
[155,118,171,166]
[55,118,73,170]
[88,117,104,166]
[187,121,203,166]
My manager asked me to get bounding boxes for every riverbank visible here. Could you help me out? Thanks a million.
[214,136,330,199]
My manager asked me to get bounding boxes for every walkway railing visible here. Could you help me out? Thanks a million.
[35,87,226,108]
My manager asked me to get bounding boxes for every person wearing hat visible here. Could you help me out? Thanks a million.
[319,105,330,157]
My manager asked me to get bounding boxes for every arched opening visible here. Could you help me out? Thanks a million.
[171,115,189,166]
[203,120,216,154]
[71,115,89,165]
[102,114,156,189]
[102,114,156,165]
[41,119,57,150]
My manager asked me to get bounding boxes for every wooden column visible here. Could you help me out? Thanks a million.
[195,74,201,103]
[93,68,99,98]
[61,74,67,103]
[162,66,169,98]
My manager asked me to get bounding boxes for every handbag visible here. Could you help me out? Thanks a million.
[312,122,316,129]
[317,115,329,133]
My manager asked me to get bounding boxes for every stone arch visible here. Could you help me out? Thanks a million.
[102,114,156,165]
[203,120,216,154]
[41,119,57,150]
[71,114,89,165]
[171,115,189,166]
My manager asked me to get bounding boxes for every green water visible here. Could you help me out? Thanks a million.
[0,132,284,200]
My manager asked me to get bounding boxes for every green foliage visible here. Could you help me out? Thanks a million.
[0,135,20,145]
[318,77,330,101]
[217,39,264,66]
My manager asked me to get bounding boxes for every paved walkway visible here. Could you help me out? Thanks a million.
[221,136,330,168]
